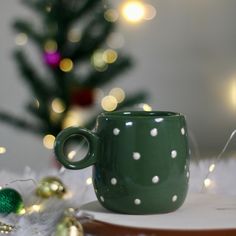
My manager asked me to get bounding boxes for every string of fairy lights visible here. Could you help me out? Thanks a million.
[9,0,236,192]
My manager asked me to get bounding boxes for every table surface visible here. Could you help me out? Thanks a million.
[79,192,236,235]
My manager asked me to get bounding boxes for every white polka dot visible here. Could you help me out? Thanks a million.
[100,196,104,202]
[155,118,164,123]
[172,195,178,202]
[186,171,190,178]
[126,121,133,126]
[150,128,158,136]
[113,128,120,135]
[152,176,160,184]
[184,165,187,170]
[181,127,185,135]
[111,178,117,185]
[171,150,177,159]
[133,152,141,160]
[134,199,141,205]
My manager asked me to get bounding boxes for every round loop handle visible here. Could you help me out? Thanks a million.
[54,127,99,170]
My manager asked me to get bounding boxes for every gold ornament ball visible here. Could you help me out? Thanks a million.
[36,176,66,198]
[55,216,84,236]
[0,221,15,234]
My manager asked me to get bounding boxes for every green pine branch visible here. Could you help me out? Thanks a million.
[14,50,52,100]
[13,21,44,45]
[0,111,41,134]
[13,50,54,124]
[69,13,114,60]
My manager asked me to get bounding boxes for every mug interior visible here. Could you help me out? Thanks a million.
[100,111,181,118]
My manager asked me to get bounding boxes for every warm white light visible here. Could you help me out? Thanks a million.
[142,103,152,111]
[204,178,212,188]
[0,186,2,190]
[44,40,58,53]
[0,147,6,154]
[121,1,145,23]
[15,33,28,46]
[31,204,41,212]
[19,208,26,215]
[143,4,157,20]
[51,98,65,113]
[59,58,74,72]
[104,9,119,22]
[91,50,107,71]
[103,49,118,64]
[109,88,125,103]
[67,29,81,43]
[209,164,215,172]
[101,95,118,111]
[231,80,236,108]
[106,32,125,49]
[62,108,83,129]
[43,134,55,149]
[86,177,93,185]
[68,150,76,160]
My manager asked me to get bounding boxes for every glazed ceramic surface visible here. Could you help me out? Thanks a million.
[55,111,190,214]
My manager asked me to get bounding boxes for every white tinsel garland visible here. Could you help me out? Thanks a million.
[0,158,236,235]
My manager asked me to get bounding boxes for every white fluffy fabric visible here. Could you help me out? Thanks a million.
[0,158,235,235]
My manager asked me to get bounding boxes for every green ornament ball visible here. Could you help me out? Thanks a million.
[0,188,24,214]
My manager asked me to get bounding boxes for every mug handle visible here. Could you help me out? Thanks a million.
[54,127,99,170]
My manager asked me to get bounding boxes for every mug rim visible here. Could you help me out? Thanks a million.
[100,111,183,119]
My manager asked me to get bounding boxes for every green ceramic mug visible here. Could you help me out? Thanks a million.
[54,111,190,214]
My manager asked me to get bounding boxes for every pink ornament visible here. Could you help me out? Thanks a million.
[43,51,61,68]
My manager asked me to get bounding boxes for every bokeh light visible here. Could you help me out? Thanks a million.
[109,88,125,103]
[121,1,145,23]
[68,29,81,43]
[43,134,55,149]
[15,33,28,46]
[209,164,216,172]
[0,147,6,154]
[59,58,74,72]
[231,80,236,108]
[46,6,52,12]
[103,49,118,64]
[101,95,118,111]
[106,32,125,49]
[91,50,108,72]
[44,40,58,53]
[68,150,76,160]
[62,108,83,129]
[143,4,157,20]
[51,98,65,113]
[204,178,212,188]
[104,9,119,22]
[86,177,93,185]
[121,1,156,23]
[35,99,40,109]
[140,103,152,111]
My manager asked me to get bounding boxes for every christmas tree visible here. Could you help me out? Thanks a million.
[0,0,146,143]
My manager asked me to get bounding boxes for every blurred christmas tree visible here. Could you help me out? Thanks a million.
[0,0,147,147]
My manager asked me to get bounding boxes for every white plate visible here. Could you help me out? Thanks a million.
[80,193,236,230]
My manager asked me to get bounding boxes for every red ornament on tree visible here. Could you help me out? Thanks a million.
[70,88,94,107]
